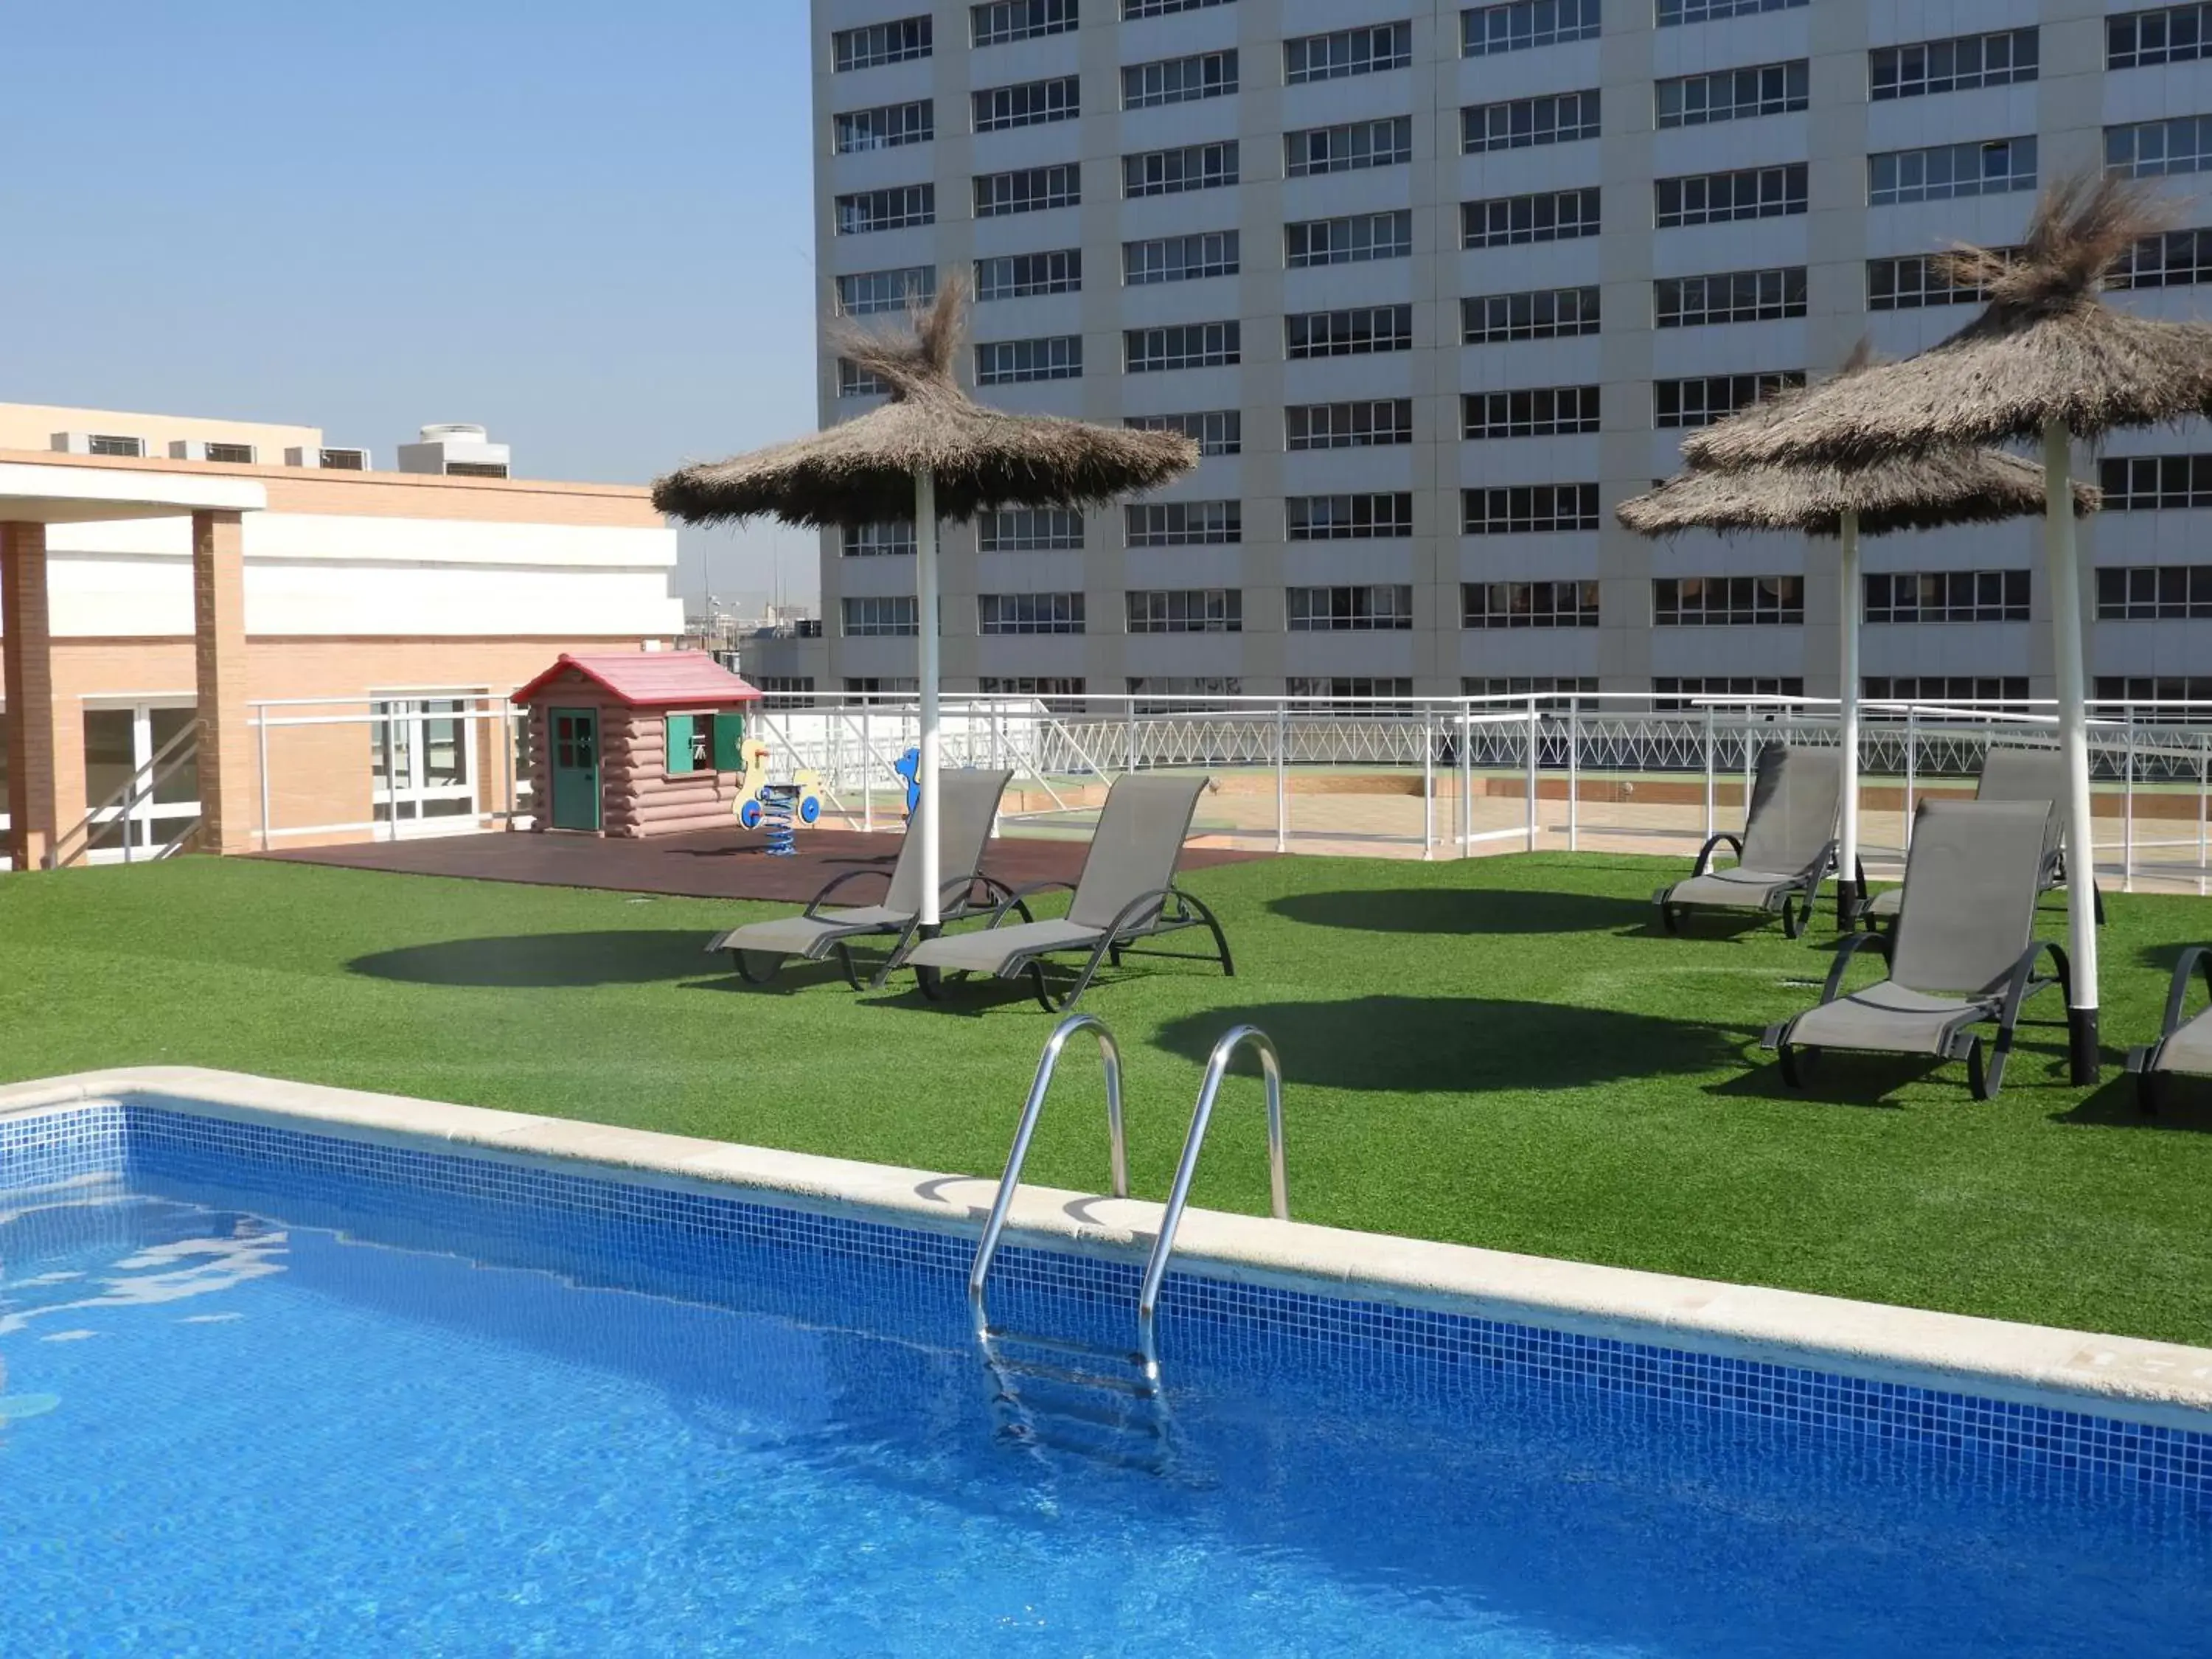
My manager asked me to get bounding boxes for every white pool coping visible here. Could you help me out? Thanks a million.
[6,1065,2211,1436]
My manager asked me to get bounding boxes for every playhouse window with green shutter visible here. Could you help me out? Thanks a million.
[665,712,745,776]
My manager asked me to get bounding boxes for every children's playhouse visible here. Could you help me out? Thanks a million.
[512,652,762,838]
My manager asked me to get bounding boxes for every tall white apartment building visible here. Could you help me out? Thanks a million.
[805,0,2212,711]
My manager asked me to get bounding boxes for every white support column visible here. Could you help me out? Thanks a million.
[915,468,942,929]
[2044,419,2100,1082]
[1837,510,1863,921]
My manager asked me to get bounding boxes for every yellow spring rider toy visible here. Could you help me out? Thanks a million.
[731,737,824,855]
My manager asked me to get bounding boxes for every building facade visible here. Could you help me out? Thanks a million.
[807,0,2212,709]
[0,406,681,866]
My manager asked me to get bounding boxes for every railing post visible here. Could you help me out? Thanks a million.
[379,706,398,844]
[1566,695,1580,854]
[1904,706,1918,852]
[1421,711,1434,860]
[2200,728,2209,896]
[990,705,1004,839]
[1126,704,1138,774]
[862,705,874,834]
[256,705,271,853]
[1525,695,1540,852]
[1702,703,1716,842]
[1460,702,1474,858]
[1274,700,1289,853]
[2124,723,2136,891]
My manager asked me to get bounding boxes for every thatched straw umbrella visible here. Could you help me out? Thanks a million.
[1619,439,2098,920]
[654,282,1197,930]
[1678,174,2212,1081]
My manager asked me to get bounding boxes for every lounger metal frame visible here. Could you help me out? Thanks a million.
[728,871,1026,990]
[1764,933,2071,1101]
[918,880,1235,1012]
[1657,834,1847,941]
[2126,945,2212,1113]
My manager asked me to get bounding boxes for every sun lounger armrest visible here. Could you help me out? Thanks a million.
[1800,840,1840,883]
[804,866,895,917]
[1099,886,1178,943]
[2158,945,2212,1042]
[987,879,1075,928]
[1820,931,1891,1006]
[938,872,1026,919]
[1996,940,2072,1034]
[1691,831,1743,878]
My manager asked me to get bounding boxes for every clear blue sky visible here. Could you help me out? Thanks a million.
[1,2,821,608]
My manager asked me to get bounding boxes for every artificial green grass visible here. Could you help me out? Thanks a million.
[4,852,2211,1346]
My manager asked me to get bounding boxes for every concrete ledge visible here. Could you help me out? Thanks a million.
[6,1065,2211,1434]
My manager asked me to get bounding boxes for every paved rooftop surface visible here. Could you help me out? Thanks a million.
[259,824,1266,902]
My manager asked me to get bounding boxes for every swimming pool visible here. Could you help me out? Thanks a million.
[4,1086,2210,1656]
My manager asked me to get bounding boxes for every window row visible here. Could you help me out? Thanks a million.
[1864,571,2030,625]
[2101,454,2212,509]
[836,481,1615,551]
[2097,566,2212,620]
[815,678,2172,713]
[1654,576,1804,626]
[835,145,2045,242]
[846,580,2028,637]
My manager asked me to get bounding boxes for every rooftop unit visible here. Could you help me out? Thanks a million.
[396,422,510,479]
[282,445,372,470]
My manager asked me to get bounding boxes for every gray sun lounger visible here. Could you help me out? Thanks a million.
[1761,798,2070,1100]
[2127,948,2212,1112]
[1655,744,1844,940]
[706,767,1015,988]
[1861,743,2103,928]
[899,772,1232,1012]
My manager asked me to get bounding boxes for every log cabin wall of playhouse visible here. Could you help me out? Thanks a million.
[512,651,762,838]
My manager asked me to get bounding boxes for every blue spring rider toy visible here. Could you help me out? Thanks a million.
[893,747,922,818]
[732,737,823,855]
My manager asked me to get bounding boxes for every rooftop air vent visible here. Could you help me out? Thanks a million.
[396,422,511,479]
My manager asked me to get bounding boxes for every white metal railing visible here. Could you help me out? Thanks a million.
[248,695,526,851]
[48,717,203,868]
[226,686,2212,892]
[737,690,2212,888]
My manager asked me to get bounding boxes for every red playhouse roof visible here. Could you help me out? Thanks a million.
[512,652,764,709]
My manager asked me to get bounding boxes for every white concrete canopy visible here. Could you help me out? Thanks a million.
[0,460,265,524]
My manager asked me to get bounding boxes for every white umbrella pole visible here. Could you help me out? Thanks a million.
[1837,509,1862,924]
[914,466,942,931]
[2043,419,2099,1082]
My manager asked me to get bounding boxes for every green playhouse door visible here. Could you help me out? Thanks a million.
[548,707,601,831]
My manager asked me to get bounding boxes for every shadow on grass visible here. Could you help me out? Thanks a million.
[1268,888,1653,936]
[2136,939,2212,977]
[1153,996,1746,1093]
[2055,1074,2212,1133]
[1708,1010,2081,1107]
[349,931,714,988]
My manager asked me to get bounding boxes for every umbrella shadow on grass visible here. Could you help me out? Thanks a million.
[2054,1074,2212,1133]
[1708,1010,2081,1108]
[349,931,715,989]
[1152,996,1747,1093]
[1268,888,1655,936]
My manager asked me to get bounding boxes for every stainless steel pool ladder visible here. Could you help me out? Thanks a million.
[967,1015,1290,1458]
[1135,1024,1288,1380]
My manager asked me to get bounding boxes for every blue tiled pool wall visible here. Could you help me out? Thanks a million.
[3,1095,2209,1497]
[0,1100,125,1192]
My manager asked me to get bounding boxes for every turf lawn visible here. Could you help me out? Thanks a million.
[4,851,2211,1347]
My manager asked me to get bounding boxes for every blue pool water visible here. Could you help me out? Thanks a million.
[2,1109,2210,1656]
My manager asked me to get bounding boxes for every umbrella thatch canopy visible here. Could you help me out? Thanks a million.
[653,281,1198,527]
[1617,448,2099,538]
[1681,173,2212,470]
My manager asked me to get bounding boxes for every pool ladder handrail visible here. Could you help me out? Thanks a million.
[1135,1025,1288,1380]
[967,1012,1127,1337]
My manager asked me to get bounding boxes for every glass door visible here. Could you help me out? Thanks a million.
[82,703,200,860]
[372,696,480,835]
